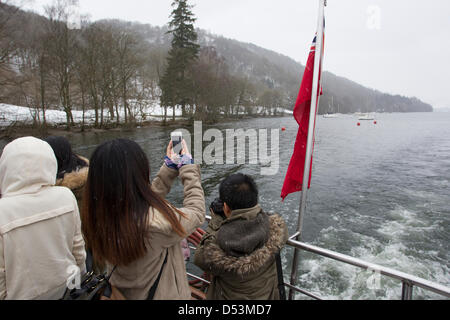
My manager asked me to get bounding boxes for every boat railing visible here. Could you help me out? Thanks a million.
[187,215,450,300]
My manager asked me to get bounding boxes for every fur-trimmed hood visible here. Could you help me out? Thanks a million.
[56,156,89,203]
[56,156,89,192]
[201,213,287,276]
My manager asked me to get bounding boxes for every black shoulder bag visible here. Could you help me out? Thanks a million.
[61,250,117,300]
[147,249,169,300]
[61,249,168,300]
[275,251,287,300]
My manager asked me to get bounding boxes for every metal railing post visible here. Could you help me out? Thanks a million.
[288,245,302,300]
[402,281,414,300]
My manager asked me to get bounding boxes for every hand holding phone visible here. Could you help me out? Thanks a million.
[171,132,183,155]
[166,133,191,168]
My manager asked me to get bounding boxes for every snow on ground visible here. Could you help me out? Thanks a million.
[0,103,293,127]
[0,103,183,127]
[281,108,293,115]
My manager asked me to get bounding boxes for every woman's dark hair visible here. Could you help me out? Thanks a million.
[82,139,186,266]
[219,173,259,211]
[44,136,88,179]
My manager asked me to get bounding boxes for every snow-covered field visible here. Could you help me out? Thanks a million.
[0,103,293,127]
[0,103,182,127]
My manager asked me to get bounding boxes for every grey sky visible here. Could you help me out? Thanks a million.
[26,0,450,109]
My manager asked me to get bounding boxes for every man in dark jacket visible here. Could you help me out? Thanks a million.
[194,174,288,300]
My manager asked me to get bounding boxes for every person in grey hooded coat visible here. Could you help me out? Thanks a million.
[194,174,288,300]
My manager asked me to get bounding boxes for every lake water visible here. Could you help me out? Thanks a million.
[1,112,449,300]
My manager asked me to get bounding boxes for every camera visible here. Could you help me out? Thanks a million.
[210,198,225,218]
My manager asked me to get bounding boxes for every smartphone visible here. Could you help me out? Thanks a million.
[171,131,183,155]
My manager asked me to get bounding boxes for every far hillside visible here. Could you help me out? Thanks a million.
[0,3,433,130]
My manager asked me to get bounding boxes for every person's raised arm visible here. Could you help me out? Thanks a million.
[151,141,180,199]
[151,140,206,246]
[176,140,206,236]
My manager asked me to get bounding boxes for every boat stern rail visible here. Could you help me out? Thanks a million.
[190,215,450,300]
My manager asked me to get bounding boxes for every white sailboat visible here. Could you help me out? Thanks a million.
[323,96,339,118]
[358,113,375,121]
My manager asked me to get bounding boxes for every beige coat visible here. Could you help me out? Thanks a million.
[108,164,206,300]
[0,137,86,300]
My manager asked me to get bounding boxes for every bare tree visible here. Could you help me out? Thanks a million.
[0,0,30,91]
[113,25,143,124]
[0,1,19,69]
[73,18,92,131]
[6,7,55,131]
[78,21,129,128]
[43,0,79,129]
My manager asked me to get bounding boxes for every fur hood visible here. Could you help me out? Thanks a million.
[201,213,287,276]
[56,156,89,192]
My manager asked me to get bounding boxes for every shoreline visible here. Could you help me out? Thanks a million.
[0,114,291,142]
[0,119,190,141]
[2,110,438,142]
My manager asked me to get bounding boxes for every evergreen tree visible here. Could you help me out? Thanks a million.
[160,0,200,122]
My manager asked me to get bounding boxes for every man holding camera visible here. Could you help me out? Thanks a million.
[194,174,288,300]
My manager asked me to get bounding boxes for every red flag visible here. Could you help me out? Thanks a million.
[281,32,324,200]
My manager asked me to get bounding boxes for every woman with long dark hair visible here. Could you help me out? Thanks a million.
[81,138,205,300]
[44,136,89,209]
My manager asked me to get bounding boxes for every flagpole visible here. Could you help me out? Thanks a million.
[289,0,326,300]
